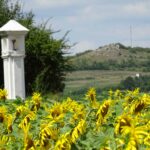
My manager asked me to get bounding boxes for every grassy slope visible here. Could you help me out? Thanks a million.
[69,43,150,70]
[64,70,150,95]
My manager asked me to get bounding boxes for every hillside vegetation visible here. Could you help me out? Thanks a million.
[69,43,150,71]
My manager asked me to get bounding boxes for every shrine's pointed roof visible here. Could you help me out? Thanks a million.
[0,20,29,33]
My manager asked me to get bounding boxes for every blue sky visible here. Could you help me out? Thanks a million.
[18,0,150,54]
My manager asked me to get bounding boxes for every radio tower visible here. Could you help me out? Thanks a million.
[130,25,133,48]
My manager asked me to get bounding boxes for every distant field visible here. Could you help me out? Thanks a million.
[64,70,150,94]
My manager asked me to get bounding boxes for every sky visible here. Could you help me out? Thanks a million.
[17,0,150,55]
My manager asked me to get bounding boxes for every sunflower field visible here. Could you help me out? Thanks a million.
[0,88,150,150]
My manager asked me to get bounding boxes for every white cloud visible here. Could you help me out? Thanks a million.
[20,0,87,10]
[133,40,150,47]
[132,25,150,39]
[66,5,103,24]
[123,1,150,15]
[18,0,150,54]
[33,0,75,8]
[70,41,97,55]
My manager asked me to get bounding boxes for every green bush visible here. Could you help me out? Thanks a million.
[119,75,150,91]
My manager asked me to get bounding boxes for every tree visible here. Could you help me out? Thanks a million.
[25,25,70,94]
[120,76,135,90]
[0,0,70,94]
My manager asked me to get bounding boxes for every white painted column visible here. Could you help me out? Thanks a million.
[0,20,29,99]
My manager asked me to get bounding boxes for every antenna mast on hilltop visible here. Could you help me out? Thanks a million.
[130,25,133,48]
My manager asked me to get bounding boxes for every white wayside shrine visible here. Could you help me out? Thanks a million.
[0,20,29,99]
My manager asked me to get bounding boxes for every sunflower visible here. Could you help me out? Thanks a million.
[114,89,122,99]
[54,132,71,150]
[124,88,140,104]
[62,97,85,113]
[86,87,99,109]
[5,114,13,133]
[86,87,96,101]
[18,111,35,129]
[15,105,29,118]
[24,135,35,150]
[130,94,150,114]
[0,135,10,147]
[70,109,86,125]
[39,122,59,149]
[62,98,86,124]
[96,99,112,127]
[31,92,42,111]
[108,89,113,98]
[115,115,149,148]
[144,134,150,146]
[115,114,132,135]
[0,89,7,100]
[126,136,138,150]
[122,125,148,149]
[48,102,65,122]
[0,106,7,123]
[70,119,86,143]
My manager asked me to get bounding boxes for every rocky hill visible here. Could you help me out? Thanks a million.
[69,43,150,71]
